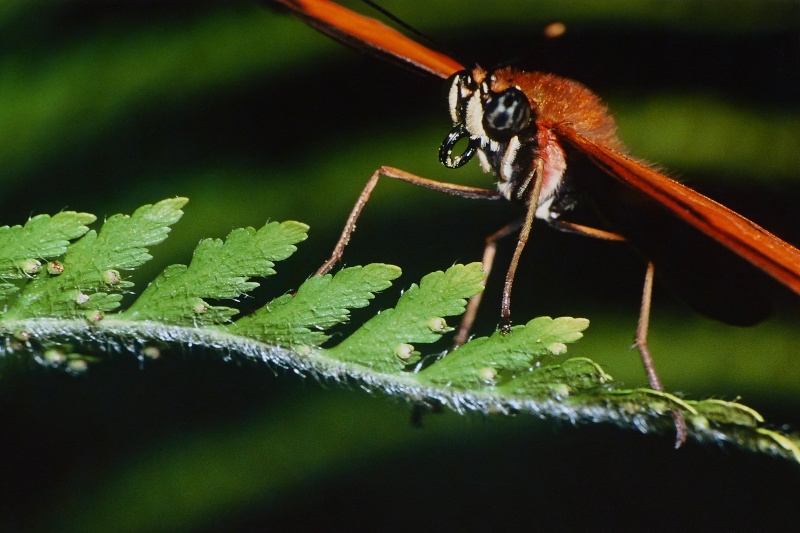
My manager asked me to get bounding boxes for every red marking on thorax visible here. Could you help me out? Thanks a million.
[536,127,568,203]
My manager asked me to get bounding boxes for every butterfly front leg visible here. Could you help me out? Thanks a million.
[452,219,523,348]
[317,165,501,275]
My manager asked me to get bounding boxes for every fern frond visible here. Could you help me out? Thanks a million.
[230,263,402,346]
[121,221,308,324]
[326,263,485,372]
[0,199,797,464]
[3,198,187,319]
[0,211,96,300]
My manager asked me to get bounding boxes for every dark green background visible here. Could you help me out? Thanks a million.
[0,1,798,530]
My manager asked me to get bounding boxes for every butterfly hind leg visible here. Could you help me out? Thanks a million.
[551,220,688,447]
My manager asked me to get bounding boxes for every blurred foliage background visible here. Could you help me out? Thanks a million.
[0,0,799,531]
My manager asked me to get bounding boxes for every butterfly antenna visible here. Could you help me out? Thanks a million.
[359,0,468,66]
[360,0,432,42]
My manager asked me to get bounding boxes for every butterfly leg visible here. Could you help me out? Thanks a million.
[494,158,546,334]
[453,219,523,347]
[549,221,687,446]
[635,261,688,447]
[316,166,501,276]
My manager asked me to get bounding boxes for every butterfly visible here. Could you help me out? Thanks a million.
[276,0,800,445]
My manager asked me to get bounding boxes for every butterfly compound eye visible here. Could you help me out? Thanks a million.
[482,87,531,141]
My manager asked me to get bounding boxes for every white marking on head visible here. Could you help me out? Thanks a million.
[500,136,521,183]
[464,93,486,138]
[448,76,461,123]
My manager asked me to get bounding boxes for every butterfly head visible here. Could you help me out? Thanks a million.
[441,67,545,203]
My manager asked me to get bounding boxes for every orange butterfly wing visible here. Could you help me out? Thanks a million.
[276,0,463,78]
[553,123,800,297]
